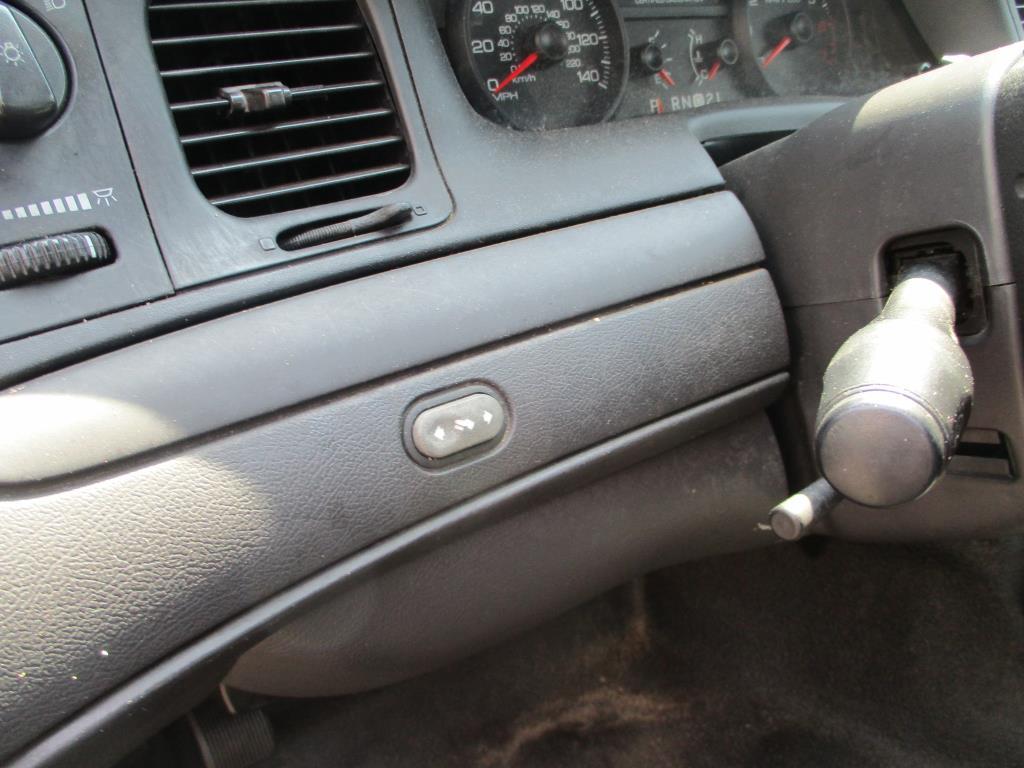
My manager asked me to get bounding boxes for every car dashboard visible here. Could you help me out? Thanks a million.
[1,1,1023,767]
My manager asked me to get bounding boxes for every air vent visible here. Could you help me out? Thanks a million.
[1019,2,1024,26]
[148,0,411,218]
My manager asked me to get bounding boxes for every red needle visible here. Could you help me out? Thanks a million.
[658,69,676,87]
[494,52,540,94]
[708,59,722,80]
[761,35,792,68]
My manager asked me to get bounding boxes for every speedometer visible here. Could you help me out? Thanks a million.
[447,0,628,131]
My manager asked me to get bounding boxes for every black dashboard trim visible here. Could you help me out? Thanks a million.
[0,0,724,390]
[0,262,788,759]
[85,0,453,288]
[0,193,759,488]
[5,371,788,768]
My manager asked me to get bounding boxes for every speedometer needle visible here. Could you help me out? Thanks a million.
[761,35,793,68]
[494,52,540,94]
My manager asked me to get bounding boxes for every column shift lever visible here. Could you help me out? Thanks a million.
[770,262,974,540]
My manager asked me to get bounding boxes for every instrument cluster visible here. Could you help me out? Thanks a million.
[442,0,934,130]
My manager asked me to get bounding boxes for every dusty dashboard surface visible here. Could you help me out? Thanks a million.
[433,0,933,129]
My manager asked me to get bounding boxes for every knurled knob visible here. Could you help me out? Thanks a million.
[0,231,113,289]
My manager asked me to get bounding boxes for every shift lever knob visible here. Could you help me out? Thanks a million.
[814,264,973,507]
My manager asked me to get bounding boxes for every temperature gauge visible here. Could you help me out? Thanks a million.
[689,32,740,88]
[618,19,743,119]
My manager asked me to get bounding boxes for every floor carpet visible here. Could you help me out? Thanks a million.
[260,536,1024,767]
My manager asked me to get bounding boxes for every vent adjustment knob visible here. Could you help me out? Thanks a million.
[0,3,68,140]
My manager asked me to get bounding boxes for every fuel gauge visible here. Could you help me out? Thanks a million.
[618,19,744,119]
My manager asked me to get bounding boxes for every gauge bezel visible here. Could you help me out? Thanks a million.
[733,0,853,97]
[445,0,630,131]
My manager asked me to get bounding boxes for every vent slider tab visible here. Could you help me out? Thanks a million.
[220,82,293,114]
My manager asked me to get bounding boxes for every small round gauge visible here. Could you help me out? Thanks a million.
[617,20,743,119]
[447,0,628,131]
[738,0,852,96]
[687,29,740,90]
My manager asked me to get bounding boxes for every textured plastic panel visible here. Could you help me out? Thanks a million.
[228,413,785,698]
[0,192,764,487]
[724,44,1024,308]
[0,270,787,760]
[0,0,722,387]
[724,49,1024,540]
[5,380,787,768]
[0,0,171,342]
[902,0,1022,56]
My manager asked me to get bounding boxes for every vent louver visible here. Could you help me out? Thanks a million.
[148,0,411,218]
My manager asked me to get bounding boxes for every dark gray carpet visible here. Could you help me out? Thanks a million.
[263,537,1024,767]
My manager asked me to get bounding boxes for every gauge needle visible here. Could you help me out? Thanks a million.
[658,69,676,87]
[761,35,793,68]
[708,59,722,80]
[494,52,540,94]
